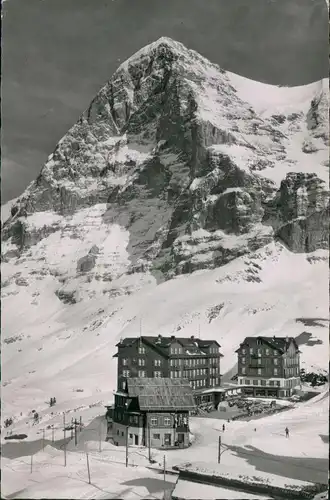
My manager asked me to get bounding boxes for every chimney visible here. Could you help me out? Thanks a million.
[191,335,195,340]
[170,335,175,340]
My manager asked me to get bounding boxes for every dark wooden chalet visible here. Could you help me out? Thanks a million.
[112,377,196,449]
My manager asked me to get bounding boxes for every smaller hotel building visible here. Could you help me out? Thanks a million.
[236,336,301,398]
[112,378,196,449]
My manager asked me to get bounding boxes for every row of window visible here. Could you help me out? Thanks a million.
[190,378,219,389]
[122,356,219,367]
[240,379,281,387]
[241,348,277,356]
[150,417,171,426]
[241,357,279,365]
[122,358,161,367]
[122,370,162,378]
[241,367,279,375]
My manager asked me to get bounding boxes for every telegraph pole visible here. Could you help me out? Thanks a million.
[30,454,33,474]
[218,436,221,464]
[148,424,151,462]
[86,452,91,484]
[79,416,82,432]
[63,413,67,467]
[125,426,129,467]
[74,419,78,446]
[98,419,102,453]
[52,425,55,443]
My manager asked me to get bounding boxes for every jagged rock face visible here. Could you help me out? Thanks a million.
[263,173,329,252]
[2,37,329,280]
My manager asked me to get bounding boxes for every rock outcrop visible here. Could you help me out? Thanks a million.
[2,37,328,280]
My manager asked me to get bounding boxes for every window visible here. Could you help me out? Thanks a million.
[257,358,261,365]
[193,370,196,377]
[129,434,133,438]
[253,379,258,385]
[257,368,262,375]
[164,417,171,426]
[273,350,277,355]
[154,359,161,367]
[150,418,158,426]
[245,379,250,385]
[269,380,274,386]
[178,370,182,378]
[122,358,128,366]
[196,369,200,376]
[122,381,126,389]
[138,346,145,354]
[242,367,246,374]
[240,379,243,385]
[249,348,253,354]
[170,371,174,378]
[257,349,261,356]
[276,381,280,387]
[122,370,130,377]
[242,348,246,354]
[138,370,145,377]
[153,433,160,439]
[265,349,269,355]
[261,380,266,386]
[274,368,278,376]
[241,357,246,364]
[154,371,162,378]
[138,358,145,366]
[274,358,278,365]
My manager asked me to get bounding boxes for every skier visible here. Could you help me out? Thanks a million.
[222,424,225,432]
[285,427,289,438]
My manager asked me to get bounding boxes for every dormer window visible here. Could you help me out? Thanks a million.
[242,348,246,355]
[138,346,145,354]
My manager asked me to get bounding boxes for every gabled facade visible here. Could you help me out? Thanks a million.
[236,336,301,398]
[113,335,223,392]
[112,378,196,449]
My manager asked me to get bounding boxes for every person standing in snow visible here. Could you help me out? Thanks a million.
[285,427,289,438]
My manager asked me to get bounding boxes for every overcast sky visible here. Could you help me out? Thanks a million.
[1,0,328,203]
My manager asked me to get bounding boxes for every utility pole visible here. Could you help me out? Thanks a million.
[218,436,221,464]
[52,425,55,443]
[30,454,33,474]
[148,424,151,462]
[63,413,67,467]
[74,419,77,446]
[125,426,129,467]
[42,429,45,451]
[163,454,166,489]
[86,452,91,484]
[79,416,82,432]
[98,419,102,453]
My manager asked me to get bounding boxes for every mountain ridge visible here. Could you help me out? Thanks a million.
[2,37,328,281]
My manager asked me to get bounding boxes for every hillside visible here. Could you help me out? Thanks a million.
[1,37,329,434]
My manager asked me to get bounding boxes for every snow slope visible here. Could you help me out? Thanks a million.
[1,236,328,441]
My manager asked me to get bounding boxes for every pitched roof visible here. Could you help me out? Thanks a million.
[126,378,196,411]
[236,336,299,353]
[114,335,221,358]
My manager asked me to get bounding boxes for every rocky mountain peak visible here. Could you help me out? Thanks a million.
[2,38,329,284]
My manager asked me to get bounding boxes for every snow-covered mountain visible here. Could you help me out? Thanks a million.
[1,38,328,431]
